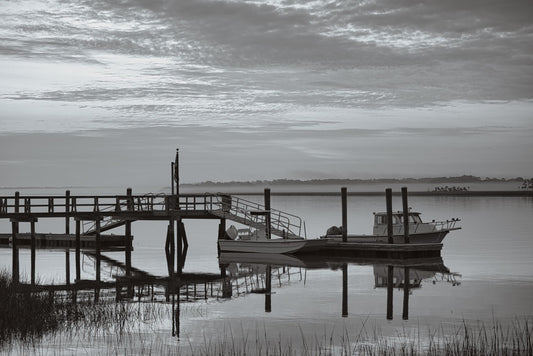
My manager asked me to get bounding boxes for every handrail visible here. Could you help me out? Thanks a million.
[211,194,306,239]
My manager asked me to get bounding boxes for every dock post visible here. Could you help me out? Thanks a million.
[264,188,271,240]
[65,190,70,234]
[65,248,70,285]
[127,188,133,211]
[30,219,36,285]
[95,217,101,282]
[175,148,180,208]
[342,263,348,317]
[402,187,410,244]
[125,220,132,278]
[177,220,188,274]
[402,267,410,320]
[386,188,393,244]
[386,265,393,320]
[15,191,20,213]
[176,219,183,276]
[11,220,19,284]
[265,265,272,313]
[165,219,175,277]
[218,219,226,240]
[75,219,81,281]
[341,187,348,242]
[171,162,175,196]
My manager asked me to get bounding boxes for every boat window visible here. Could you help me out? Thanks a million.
[375,215,386,225]
[412,214,422,223]
[393,215,402,224]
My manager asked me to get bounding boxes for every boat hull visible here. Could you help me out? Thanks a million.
[218,238,327,254]
[324,230,449,244]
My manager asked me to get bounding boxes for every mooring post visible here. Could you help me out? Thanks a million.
[342,263,348,317]
[218,218,226,240]
[65,190,70,234]
[127,188,133,211]
[402,267,410,320]
[178,220,188,274]
[341,187,348,242]
[386,265,394,320]
[15,191,20,213]
[386,188,393,244]
[265,265,272,313]
[264,188,271,240]
[95,217,101,282]
[171,162,175,196]
[175,148,180,209]
[65,248,70,285]
[11,220,19,284]
[176,219,183,276]
[30,219,36,285]
[125,220,132,278]
[402,187,410,244]
[75,219,81,281]
[166,218,175,277]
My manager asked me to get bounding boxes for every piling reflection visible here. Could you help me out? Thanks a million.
[4,248,461,340]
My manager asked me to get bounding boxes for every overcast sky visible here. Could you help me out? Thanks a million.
[1,0,532,187]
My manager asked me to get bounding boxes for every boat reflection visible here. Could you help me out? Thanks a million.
[218,252,461,320]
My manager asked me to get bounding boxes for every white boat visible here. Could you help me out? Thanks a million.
[322,211,461,244]
[218,225,327,254]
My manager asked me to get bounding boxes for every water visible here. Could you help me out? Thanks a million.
[1,192,532,353]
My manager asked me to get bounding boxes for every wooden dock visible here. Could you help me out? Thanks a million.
[1,150,447,288]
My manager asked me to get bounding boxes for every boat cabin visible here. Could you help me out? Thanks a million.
[372,211,435,236]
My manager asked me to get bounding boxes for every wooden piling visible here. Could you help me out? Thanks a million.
[171,162,175,196]
[264,188,271,240]
[125,220,132,277]
[95,218,101,282]
[386,265,393,320]
[341,187,348,242]
[402,267,410,320]
[75,219,81,281]
[386,188,393,244]
[176,219,183,275]
[65,249,70,285]
[65,190,70,234]
[30,219,36,285]
[15,191,20,213]
[342,263,348,317]
[265,265,272,313]
[11,220,19,284]
[175,148,180,207]
[402,187,410,244]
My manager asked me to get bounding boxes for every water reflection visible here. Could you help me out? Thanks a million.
[7,248,460,339]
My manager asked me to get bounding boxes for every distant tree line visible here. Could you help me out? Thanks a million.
[185,175,527,186]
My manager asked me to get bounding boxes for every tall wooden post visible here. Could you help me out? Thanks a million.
[125,220,132,277]
[402,187,410,244]
[386,188,393,244]
[65,249,70,285]
[126,188,133,211]
[30,219,36,285]
[264,188,271,240]
[11,220,19,284]
[386,265,393,320]
[341,187,348,242]
[15,191,20,213]
[65,190,70,234]
[75,219,81,281]
[171,162,175,196]
[175,149,179,208]
[95,217,101,282]
[342,263,348,317]
[265,265,272,313]
[402,267,410,320]
[176,219,183,276]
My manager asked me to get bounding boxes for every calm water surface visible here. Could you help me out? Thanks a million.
[1,190,532,353]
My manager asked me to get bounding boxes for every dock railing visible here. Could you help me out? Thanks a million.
[210,194,306,239]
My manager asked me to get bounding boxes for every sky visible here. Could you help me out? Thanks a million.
[0,0,532,188]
